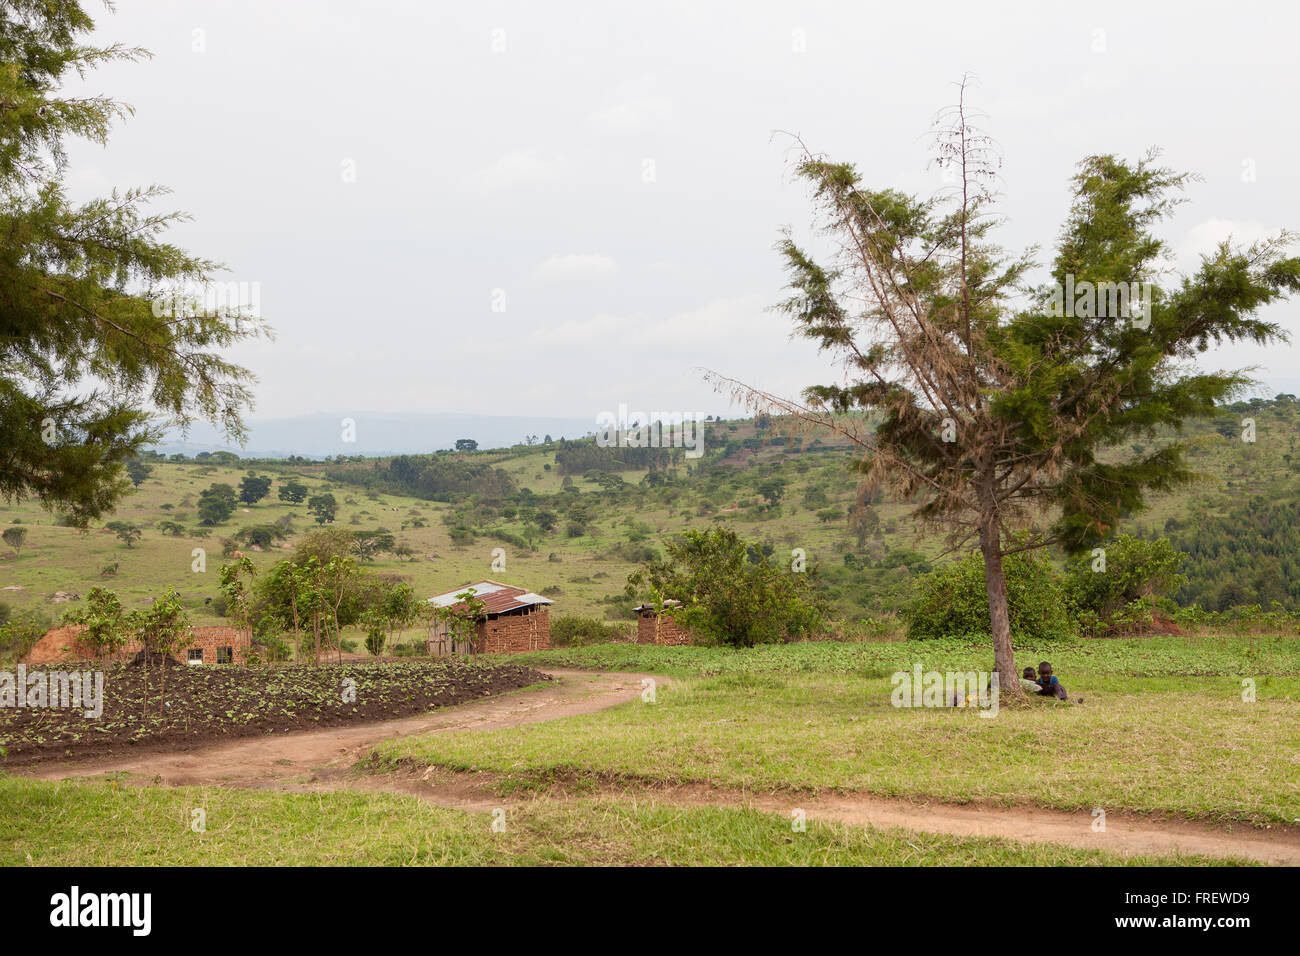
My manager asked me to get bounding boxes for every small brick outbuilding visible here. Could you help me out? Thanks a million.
[426,580,552,654]
[633,600,693,646]
[23,624,252,666]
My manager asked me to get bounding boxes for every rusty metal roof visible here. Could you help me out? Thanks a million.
[428,580,553,616]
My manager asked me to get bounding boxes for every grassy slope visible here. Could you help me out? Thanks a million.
[372,638,1300,827]
[1,403,1298,626]
[0,778,1242,866]
[0,431,912,624]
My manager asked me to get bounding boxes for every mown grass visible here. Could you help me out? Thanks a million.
[372,637,1300,826]
[0,777,1243,866]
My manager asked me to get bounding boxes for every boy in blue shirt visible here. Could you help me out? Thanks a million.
[1035,661,1069,700]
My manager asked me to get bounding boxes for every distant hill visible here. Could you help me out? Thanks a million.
[3,401,1298,628]
[157,412,600,458]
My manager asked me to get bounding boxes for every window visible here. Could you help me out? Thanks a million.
[216,646,233,664]
[187,649,204,664]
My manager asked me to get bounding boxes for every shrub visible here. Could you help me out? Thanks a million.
[628,527,827,647]
[550,615,631,647]
[0,609,49,663]
[904,549,1073,641]
[1064,534,1186,635]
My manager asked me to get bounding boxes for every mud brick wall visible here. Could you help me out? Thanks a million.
[636,611,693,646]
[477,607,550,654]
[24,624,250,665]
[179,626,250,665]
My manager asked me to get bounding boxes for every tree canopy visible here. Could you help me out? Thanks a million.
[0,1,265,524]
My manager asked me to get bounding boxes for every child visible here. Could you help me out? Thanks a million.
[1019,666,1041,694]
[1035,661,1069,700]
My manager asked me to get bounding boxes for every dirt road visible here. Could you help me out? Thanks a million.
[20,669,1300,864]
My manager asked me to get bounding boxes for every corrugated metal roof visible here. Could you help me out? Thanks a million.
[427,580,553,616]
[632,599,682,612]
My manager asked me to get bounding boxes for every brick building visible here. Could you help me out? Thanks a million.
[24,624,252,666]
[633,600,693,646]
[426,580,552,655]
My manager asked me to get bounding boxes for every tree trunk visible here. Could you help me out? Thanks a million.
[333,603,342,664]
[978,518,1021,696]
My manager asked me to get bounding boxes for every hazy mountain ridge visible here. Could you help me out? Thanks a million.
[158,412,600,458]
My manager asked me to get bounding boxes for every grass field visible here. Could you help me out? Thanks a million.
[371,637,1300,827]
[0,777,1243,866]
[2,633,1293,865]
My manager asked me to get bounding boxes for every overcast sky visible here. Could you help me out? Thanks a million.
[64,0,1300,427]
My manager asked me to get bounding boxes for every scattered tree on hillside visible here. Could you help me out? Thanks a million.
[105,520,141,548]
[198,483,238,524]
[847,504,880,549]
[353,530,396,561]
[238,473,273,506]
[307,493,337,525]
[2,526,28,558]
[757,478,786,507]
[125,460,152,487]
[278,479,309,504]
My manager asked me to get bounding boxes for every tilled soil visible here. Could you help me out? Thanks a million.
[20,669,649,786]
[0,658,549,767]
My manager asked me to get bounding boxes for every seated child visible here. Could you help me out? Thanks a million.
[1019,666,1041,694]
[1035,661,1069,700]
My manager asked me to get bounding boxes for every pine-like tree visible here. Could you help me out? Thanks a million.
[711,83,1300,692]
[1,1,265,523]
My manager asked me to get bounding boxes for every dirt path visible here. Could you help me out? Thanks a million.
[20,668,1299,864]
[20,670,657,790]
[686,789,1300,865]
[365,769,1300,865]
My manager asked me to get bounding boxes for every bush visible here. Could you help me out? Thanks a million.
[628,527,827,647]
[0,609,51,663]
[1064,534,1186,635]
[904,549,1073,641]
[550,615,631,647]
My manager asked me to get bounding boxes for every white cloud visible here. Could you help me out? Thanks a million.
[1175,218,1276,272]
[532,253,617,282]
[470,148,565,192]
[521,294,821,368]
[589,77,674,131]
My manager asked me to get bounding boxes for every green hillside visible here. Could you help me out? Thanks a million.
[2,397,1299,635]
